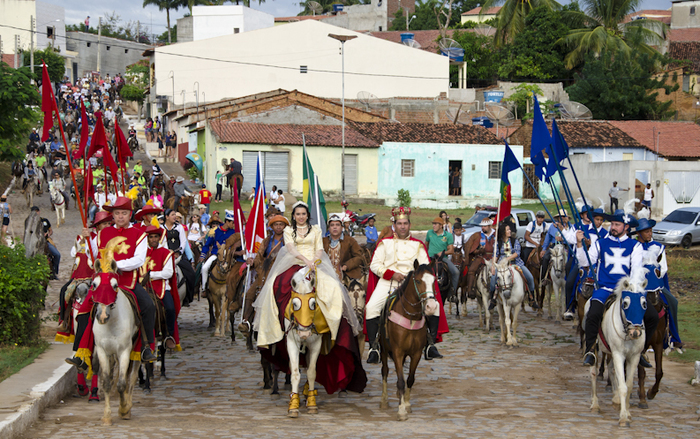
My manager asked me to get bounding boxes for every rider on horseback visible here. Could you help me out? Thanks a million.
[539,210,577,318]
[323,213,365,281]
[163,209,196,305]
[173,176,192,213]
[200,210,237,297]
[426,216,459,304]
[463,217,496,299]
[366,207,447,363]
[489,223,537,308]
[144,226,179,350]
[579,210,658,368]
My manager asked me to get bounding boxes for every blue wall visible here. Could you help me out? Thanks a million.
[569,147,658,162]
[378,142,524,204]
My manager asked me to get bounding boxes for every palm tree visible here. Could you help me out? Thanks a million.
[143,0,182,44]
[559,0,668,69]
[479,0,561,45]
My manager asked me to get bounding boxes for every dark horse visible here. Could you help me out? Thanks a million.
[429,251,451,306]
[226,172,243,201]
[379,260,439,421]
[637,288,668,409]
[138,272,171,394]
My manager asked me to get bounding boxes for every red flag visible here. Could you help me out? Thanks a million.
[101,143,119,185]
[498,143,521,223]
[84,165,93,214]
[40,62,55,142]
[87,113,107,159]
[232,178,246,234]
[76,99,89,158]
[114,122,132,166]
[244,182,266,256]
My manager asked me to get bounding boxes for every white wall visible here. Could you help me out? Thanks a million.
[0,0,64,54]
[155,20,449,105]
[191,5,273,41]
[671,1,700,29]
[36,1,65,52]
[321,0,388,32]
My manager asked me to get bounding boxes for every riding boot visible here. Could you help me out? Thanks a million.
[424,315,443,360]
[488,289,497,311]
[583,300,604,366]
[65,314,89,371]
[366,317,380,364]
[466,273,476,299]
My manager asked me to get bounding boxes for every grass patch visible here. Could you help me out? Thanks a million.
[668,302,700,364]
[0,341,49,383]
[666,251,700,283]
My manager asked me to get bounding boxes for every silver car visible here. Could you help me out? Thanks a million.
[652,207,700,248]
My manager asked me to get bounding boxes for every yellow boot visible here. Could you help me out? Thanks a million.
[288,393,300,418]
[306,389,318,414]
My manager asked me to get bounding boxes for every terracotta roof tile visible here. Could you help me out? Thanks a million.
[462,7,501,16]
[667,28,700,42]
[349,122,502,145]
[608,120,700,158]
[668,41,700,72]
[210,121,379,148]
[368,29,495,54]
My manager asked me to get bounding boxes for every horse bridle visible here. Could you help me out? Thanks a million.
[398,271,433,319]
[495,265,514,293]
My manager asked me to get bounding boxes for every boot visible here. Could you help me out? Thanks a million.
[424,315,443,360]
[639,353,652,368]
[488,290,497,311]
[65,356,88,371]
[141,346,157,362]
[365,317,380,364]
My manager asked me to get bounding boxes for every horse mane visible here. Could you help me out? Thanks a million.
[394,264,432,299]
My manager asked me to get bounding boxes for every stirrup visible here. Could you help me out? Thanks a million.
[366,348,380,364]
[582,351,596,366]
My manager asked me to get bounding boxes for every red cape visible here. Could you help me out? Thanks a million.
[364,236,449,342]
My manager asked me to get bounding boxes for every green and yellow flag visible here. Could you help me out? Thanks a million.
[302,136,328,235]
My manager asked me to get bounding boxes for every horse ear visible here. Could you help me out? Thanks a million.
[414,259,419,271]
[95,259,103,273]
[111,260,117,273]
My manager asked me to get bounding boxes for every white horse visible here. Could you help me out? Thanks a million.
[586,277,648,428]
[491,259,525,346]
[91,261,141,426]
[545,243,567,321]
[285,269,323,418]
[50,186,66,227]
[474,262,493,332]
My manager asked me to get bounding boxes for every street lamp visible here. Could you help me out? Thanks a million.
[328,33,357,203]
[407,14,416,31]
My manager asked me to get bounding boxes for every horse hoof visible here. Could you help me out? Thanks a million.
[590,406,600,414]
[271,393,281,400]
[619,420,630,428]
[638,402,648,409]
[262,388,272,395]
[406,405,412,414]
[397,412,408,421]
[214,331,221,337]
[380,401,389,409]
[102,418,112,426]
[121,413,131,420]
[143,388,151,394]
[647,391,657,401]
[548,316,553,320]
[287,410,299,418]
[338,390,348,398]
[308,407,318,414]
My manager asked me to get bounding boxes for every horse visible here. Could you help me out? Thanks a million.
[586,277,648,428]
[345,273,368,358]
[164,195,193,225]
[473,260,493,332]
[207,243,232,337]
[152,174,165,197]
[23,211,46,259]
[379,260,438,421]
[225,259,247,343]
[227,172,244,201]
[72,172,85,209]
[525,244,545,316]
[24,175,38,208]
[69,280,100,402]
[544,243,567,321]
[127,136,140,155]
[429,252,451,306]
[491,259,526,346]
[50,186,66,227]
[90,258,142,426]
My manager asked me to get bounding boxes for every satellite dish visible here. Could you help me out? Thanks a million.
[306,1,323,15]
[445,104,472,124]
[357,91,379,110]
[485,103,515,137]
[438,38,464,62]
[403,39,422,49]
[556,101,593,120]
[474,24,494,37]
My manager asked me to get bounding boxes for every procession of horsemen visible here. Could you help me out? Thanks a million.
[9,79,686,427]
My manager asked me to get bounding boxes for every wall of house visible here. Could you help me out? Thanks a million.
[208,141,379,196]
[65,32,151,77]
[231,106,342,125]
[193,5,273,40]
[36,1,65,51]
[377,142,524,208]
[568,147,659,163]
[495,81,569,104]
[671,1,700,28]
[155,20,448,104]
[460,13,497,25]
[0,1,65,54]
[562,154,700,216]
[177,16,194,43]
[321,0,388,32]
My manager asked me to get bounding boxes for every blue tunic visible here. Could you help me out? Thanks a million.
[201,226,236,256]
[591,236,641,303]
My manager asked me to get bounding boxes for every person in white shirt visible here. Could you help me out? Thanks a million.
[522,211,549,263]
[451,221,467,262]
[643,183,654,216]
[269,185,279,203]
[89,184,107,221]
[276,189,286,213]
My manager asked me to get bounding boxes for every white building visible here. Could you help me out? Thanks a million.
[0,0,66,55]
[153,20,449,108]
[176,5,274,43]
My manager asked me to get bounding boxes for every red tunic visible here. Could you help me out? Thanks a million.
[144,247,175,299]
[97,225,146,290]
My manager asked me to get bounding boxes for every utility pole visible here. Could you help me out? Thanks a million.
[14,35,20,68]
[137,20,140,43]
[0,36,3,61]
[30,16,35,83]
[97,17,102,74]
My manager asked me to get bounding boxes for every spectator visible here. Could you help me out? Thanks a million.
[248,186,256,208]
[0,195,11,244]
[439,210,452,234]
[269,185,279,204]
[199,184,212,213]
[32,206,61,280]
[365,216,378,248]
[608,181,629,214]
[643,183,654,216]
[276,189,285,213]
[144,118,153,142]
[215,170,224,201]
[157,132,164,157]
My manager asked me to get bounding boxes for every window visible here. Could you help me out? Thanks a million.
[86,42,91,47]
[124,49,129,54]
[234,27,240,34]
[516,213,530,227]
[300,65,308,74]
[46,26,54,38]
[622,153,634,161]
[488,161,501,179]
[106,45,110,51]
[401,159,415,177]
[691,6,696,15]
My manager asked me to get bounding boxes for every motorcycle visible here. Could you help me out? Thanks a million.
[341,200,376,236]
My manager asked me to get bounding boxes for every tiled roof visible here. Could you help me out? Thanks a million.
[210,121,379,148]
[668,41,700,72]
[1,54,17,67]
[349,122,502,145]
[509,120,645,156]
[667,28,700,42]
[608,120,700,158]
[462,7,501,16]
[623,9,672,24]
[274,14,336,23]
[368,28,494,53]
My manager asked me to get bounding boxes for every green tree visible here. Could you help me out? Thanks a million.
[389,1,441,31]
[502,83,544,119]
[448,30,499,87]
[0,65,41,162]
[22,47,65,82]
[566,51,678,120]
[497,6,570,82]
[479,0,561,45]
[143,0,182,44]
[157,24,178,43]
[559,0,667,69]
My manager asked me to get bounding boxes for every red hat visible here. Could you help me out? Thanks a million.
[103,196,133,212]
[145,225,164,237]
[134,204,163,221]
[90,210,113,228]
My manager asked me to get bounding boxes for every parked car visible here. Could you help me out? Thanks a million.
[652,207,700,248]
[461,208,537,243]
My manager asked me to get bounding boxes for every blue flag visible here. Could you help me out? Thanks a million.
[530,95,551,181]
[545,119,568,183]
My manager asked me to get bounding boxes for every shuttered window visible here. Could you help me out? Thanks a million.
[401,159,414,177]
[489,161,501,179]
[241,151,289,193]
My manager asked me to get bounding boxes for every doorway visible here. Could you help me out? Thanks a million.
[449,161,462,196]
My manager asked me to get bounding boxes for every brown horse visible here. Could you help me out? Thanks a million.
[379,261,439,421]
[344,273,368,358]
[164,195,193,224]
[575,268,596,349]
[525,244,544,316]
[207,243,233,337]
[227,172,243,201]
[637,289,668,409]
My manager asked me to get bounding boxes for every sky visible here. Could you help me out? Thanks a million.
[51,0,677,38]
